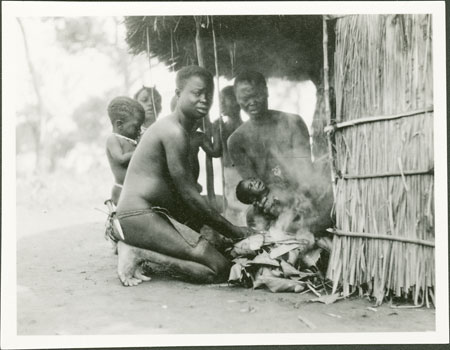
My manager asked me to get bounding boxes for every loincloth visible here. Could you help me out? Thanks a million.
[115,206,201,248]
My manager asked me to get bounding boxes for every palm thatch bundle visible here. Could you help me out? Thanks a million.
[124,15,323,83]
[326,14,434,306]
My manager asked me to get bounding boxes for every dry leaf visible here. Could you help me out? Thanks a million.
[230,234,264,257]
[228,263,244,282]
[254,276,305,293]
[248,251,280,267]
[269,244,300,259]
[280,260,300,277]
[310,293,341,305]
[300,248,322,267]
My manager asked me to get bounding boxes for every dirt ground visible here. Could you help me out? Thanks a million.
[17,205,435,335]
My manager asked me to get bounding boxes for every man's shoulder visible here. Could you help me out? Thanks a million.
[228,121,250,142]
[271,110,308,128]
[154,115,185,136]
[270,109,301,120]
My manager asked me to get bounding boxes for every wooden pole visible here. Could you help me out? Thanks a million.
[194,16,216,205]
[323,16,337,198]
[146,27,158,120]
[211,16,227,212]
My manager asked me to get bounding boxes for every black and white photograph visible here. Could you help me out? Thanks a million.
[1,1,448,348]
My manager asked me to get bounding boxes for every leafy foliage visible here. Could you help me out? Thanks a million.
[50,17,110,54]
[71,96,110,143]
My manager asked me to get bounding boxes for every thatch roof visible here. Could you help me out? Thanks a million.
[124,15,323,83]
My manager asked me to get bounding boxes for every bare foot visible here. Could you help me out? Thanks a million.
[117,241,151,287]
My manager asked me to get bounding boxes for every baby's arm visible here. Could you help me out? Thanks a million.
[200,126,222,158]
[246,206,271,231]
[106,135,134,166]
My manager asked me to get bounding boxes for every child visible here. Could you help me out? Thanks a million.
[235,177,334,272]
[106,96,145,205]
[236,177,334,237]
[235,177,288,231]
[133,86,162,133]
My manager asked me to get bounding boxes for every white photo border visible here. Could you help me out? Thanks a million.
[2,1,448,348]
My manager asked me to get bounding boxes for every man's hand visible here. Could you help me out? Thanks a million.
[230,226,259,241]
[256,195,281,217]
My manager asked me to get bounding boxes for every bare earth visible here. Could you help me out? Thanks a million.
[17,206,435,335]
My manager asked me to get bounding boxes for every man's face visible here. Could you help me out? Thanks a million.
[136,89,160,122]
[234,82,268,119]
[220,93,240,119]
[177,76,213,120]
[120,113,144,140]
[243,177,267,201]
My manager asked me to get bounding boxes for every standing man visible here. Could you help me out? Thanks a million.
[114,66,255,286]
[228,70,313,190]
[212,86,246,225]
[214,85,243,166]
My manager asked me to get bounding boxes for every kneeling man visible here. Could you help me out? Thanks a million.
[114,66,254,286]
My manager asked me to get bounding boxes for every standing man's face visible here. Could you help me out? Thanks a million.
[177,76,213,120]
[234,82,268,119]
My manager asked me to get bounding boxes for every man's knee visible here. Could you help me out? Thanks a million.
[192,239,230,283]
[202,261,230,283]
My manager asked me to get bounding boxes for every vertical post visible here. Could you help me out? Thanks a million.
[146,27,158,119]
[211,16,227,212]
[323,16,337,198]
[194,17,216,205]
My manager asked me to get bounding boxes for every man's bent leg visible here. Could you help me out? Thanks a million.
[117,241,226,285]
[118,211,230,283]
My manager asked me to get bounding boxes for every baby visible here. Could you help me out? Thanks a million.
[235,177,289,231]
[236,177,334,235]
[235,177,334,273]
[106,96,145,205]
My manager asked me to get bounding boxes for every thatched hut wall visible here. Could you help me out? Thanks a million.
[326,14,434,306]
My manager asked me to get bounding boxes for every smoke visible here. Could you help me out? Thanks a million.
[265,146,334,240]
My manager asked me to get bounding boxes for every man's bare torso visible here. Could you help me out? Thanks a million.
[117,115,185,213]
[230,110,311,185]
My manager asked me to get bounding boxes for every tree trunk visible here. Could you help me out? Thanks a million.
[17,18,46,173]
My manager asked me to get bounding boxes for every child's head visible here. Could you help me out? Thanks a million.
[107,96,145,140]
[236,177,268,204]
[133,86,162,125]
[220,86,240,119]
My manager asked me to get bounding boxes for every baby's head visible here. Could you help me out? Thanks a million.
[134,86,162,126]
[108,96,145,140]
[236,177,268,204]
